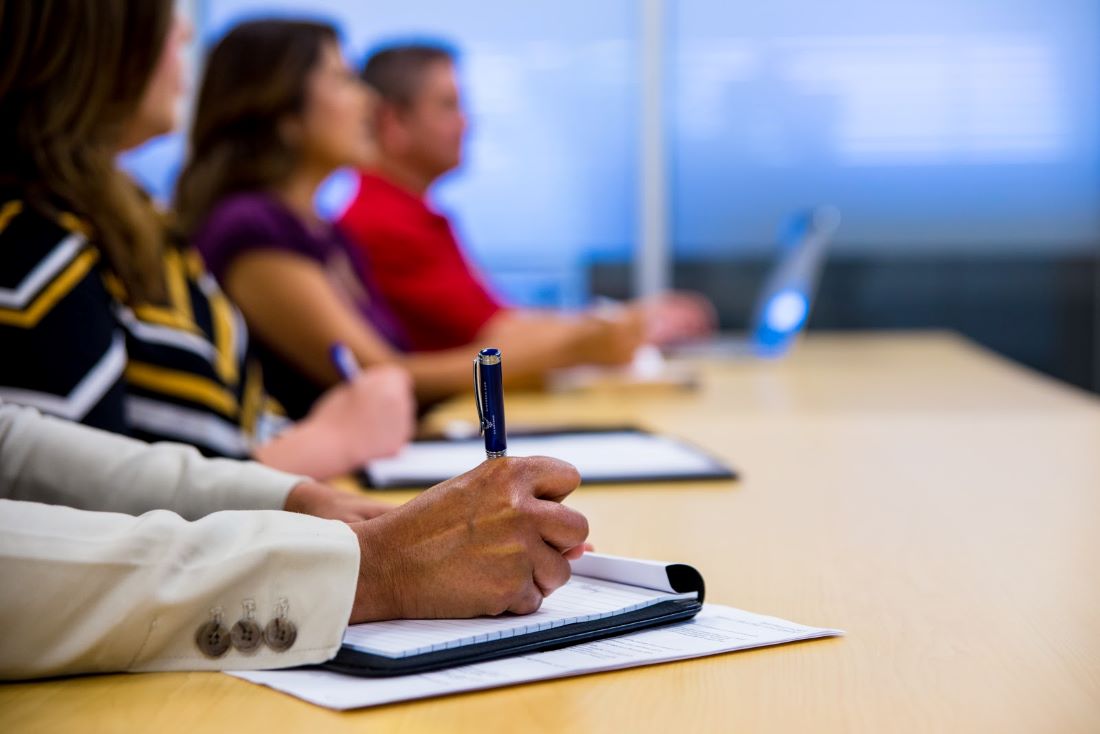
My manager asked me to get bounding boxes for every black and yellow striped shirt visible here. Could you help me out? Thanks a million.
[0,197,281,458]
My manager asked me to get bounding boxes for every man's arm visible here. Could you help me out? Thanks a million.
[0,499,358,679]
[0,401,591,679]
[0,402,304,518]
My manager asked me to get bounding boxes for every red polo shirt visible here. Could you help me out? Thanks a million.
[337,172,505,352]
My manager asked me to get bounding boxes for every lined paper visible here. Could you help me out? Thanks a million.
[343,576,697,658]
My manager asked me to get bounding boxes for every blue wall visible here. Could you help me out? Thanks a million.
[671,0,1100,256]
[122,0,1100,306]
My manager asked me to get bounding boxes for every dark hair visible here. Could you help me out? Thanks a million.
[0,0,174,304]
[174,18,339,235]
[360,42,457,108]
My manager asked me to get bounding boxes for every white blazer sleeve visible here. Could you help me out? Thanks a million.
[0,403,360,679]
[0,500,359,679]
[0,402,305,518]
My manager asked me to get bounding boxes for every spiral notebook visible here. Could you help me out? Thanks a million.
[323,553,706,677]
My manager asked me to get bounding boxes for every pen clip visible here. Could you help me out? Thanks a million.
[472,357,487,435]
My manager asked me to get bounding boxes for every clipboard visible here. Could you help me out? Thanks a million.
[360,428,737,489]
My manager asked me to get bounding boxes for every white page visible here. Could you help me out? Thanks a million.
[569,552,681,593]
[343,575,695,658]
[229,604,844,710]
[367,431,727,487]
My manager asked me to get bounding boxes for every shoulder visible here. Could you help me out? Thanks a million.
[0,197,92,264]
[341,173,428,230]
[0,197,124,428]
[0,197,104,319]
[191,191,306,279]
[197,191,291,241]
[339,173,452,257]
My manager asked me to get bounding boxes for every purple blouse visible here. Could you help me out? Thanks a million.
[193,191,407,419]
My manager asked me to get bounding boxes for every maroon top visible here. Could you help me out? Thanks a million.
[193,191,407,419]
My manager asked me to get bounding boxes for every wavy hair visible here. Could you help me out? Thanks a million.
[174,19,338,235]
[0,0,174,303]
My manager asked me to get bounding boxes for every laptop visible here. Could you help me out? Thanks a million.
[671,205,840,359]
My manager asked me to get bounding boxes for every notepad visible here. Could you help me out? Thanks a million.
[343,577,696,659]
[362,429,735,489]
[323,552,706,677]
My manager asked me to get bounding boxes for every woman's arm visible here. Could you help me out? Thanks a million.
[222,250,499,403]
[222,251,644,404]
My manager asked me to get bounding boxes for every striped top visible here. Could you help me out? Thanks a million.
[0,196,282,458]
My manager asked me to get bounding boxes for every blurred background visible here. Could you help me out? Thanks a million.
[123,0,1100,392]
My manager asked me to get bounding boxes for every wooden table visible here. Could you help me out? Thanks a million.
[3,332,1098,732]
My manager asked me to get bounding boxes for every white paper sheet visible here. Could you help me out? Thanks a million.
[365,431,730,487]
[229,605,843,710]
[569,552,682,593]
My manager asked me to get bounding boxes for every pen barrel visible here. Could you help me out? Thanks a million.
[478,350,507,457]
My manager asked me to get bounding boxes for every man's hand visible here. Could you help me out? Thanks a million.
[636,291,716,346]
[349,456,588,622]
[284,480,394,522]
[579,310,646,365]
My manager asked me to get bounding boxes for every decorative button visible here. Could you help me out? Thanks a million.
[264,598,297,652]
[195,609,231,658]
[264,617,297,652]
[231,600,263,654]
[232,619,264,653]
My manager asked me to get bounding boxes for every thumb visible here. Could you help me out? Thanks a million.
[512,456,582,503]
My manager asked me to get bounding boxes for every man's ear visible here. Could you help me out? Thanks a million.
[376,102,412,154]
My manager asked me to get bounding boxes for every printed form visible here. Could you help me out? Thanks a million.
[231,605,843,710]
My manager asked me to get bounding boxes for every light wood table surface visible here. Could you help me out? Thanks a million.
[3,332,1098,732]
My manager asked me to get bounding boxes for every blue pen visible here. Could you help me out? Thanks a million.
[473,347,507,458]
[330,343,361,382]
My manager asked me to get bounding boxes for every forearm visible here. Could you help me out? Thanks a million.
[400,348,484,404]
[475,311,620,373]
[0,403,304,518]
[0,499,358,679]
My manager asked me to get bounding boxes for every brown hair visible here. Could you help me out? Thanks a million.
[0,0,173,304]
[174,19,339,235]
[360,43,456,108]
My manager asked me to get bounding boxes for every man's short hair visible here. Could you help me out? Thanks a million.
[361,42,457,108]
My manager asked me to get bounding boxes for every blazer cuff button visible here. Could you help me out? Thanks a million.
[195,610,231,658]
[264,617,298,652]
[231,600,263,654]
[264,598,297,652]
